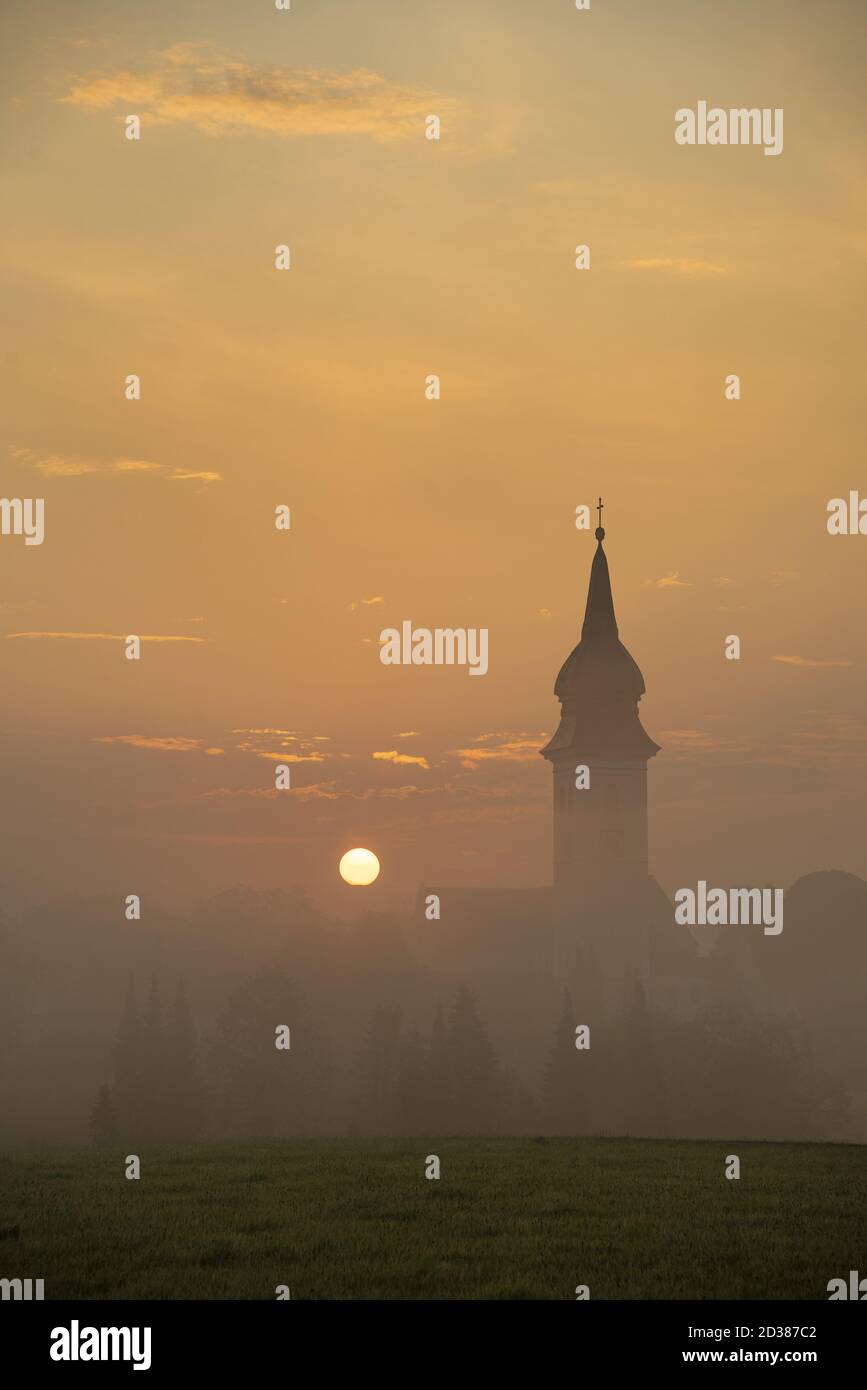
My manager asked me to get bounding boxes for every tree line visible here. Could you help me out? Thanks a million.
[89,968,846,1146]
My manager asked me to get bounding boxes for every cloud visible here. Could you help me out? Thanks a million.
[11,447,221,483]
[657,728,755,761]
[373,749,430,769]
[451,737,542,769]
[762,714,867,769]
[196,769,552,810]
[62,45,454,142]
[200,780,434,803]
[471,731,538,745]
[251,751,328,763]
[659,729,721,749]
[232,728,298,737]
[772,655,852,669]
[645,572,693,589]
[429,801,547,827]
[94,735,219,753]
[624,258,726,277]
[5,631,207,642]
[232,729,329,762]
[349,596,385,612]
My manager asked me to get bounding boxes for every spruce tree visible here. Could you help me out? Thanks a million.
[620,976,668,1136]
[419,1003,449,1136]
[444,986,505,1134]
[164,978,203,1142]
[88,1084,118,1147]
[397,1023,427,1134]
[140,974,166,1142]
[542,989,586,1135]
[356,1005,405,1134]
[112,976,142,1141]
[207,969,328,1138]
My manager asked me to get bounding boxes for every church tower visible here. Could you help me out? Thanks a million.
[540,502,660,908]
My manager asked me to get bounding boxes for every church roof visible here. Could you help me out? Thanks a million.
[542,506,660,760]
[554,527,646,703]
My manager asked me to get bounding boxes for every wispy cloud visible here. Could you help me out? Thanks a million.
[200,780,434,803]
[250,751,328,763]
[762,714,867,768]
[429,801,547,827]
[349,596,385,612]
[659,729,722,750]
[394,730,420,738]
[62,44,455,142]
[471,731,541,745]
[645,572,693,589]
[232,729,329,762]
[373,749,430,770]
[624,258,726,277]
[5,631,207,642]
[772,655,852,669]
[657,728,755,761]
[231,728,298,737]
[12,447,220,483]
[94,735,223,754]
[451,737,542,770]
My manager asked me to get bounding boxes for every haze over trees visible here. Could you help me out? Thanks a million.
[0,878,861,1149]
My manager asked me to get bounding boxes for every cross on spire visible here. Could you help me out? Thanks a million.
[595,496,605,541]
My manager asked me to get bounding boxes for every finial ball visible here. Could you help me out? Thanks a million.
[595,526,605,541]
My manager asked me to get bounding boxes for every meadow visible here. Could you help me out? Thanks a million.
[1,1137,864,1300]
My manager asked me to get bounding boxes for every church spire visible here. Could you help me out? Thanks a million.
[581,497,618,645]
[540,499,661,898]
[545,498,658,738]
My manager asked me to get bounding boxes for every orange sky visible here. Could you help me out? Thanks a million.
[1,0,866,916]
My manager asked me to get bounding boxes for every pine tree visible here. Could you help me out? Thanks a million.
[112,976,142,1141]
[140,974,166,1142]
[356,1005,405,1134]
[443,986,506,1134]
[414,1003,449,1135]
[620,976,668,1136]
[396,1023,426,1134]
[207,969,329,1138]
[88,1084,118,1147]
[164,978,203,1142]
[542,990,586,1134]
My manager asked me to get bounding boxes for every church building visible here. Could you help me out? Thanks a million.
[417,503,702,1016]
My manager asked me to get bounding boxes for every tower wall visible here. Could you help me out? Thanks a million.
[551,758,649,899]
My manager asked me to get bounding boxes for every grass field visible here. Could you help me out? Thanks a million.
[1,1138,864,1299]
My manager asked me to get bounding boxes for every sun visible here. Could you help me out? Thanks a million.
[338,847,380,886]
